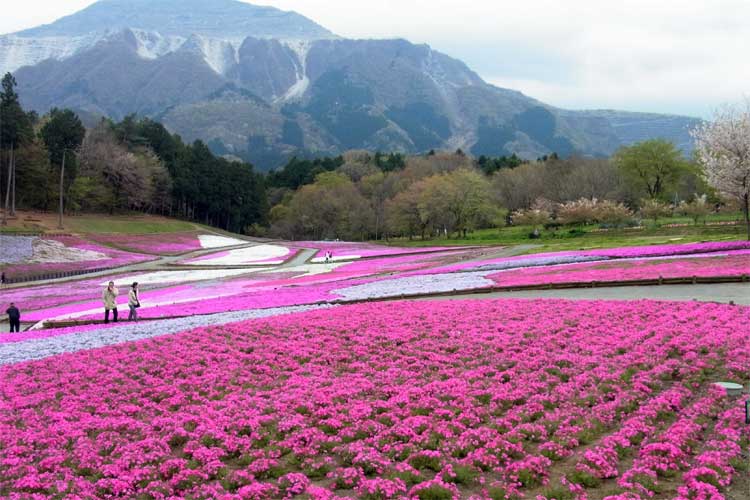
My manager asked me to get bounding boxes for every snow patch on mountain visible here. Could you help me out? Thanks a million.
[177,34,243,76]
[131,29,185,60]
[0,34,97,74]
[279,39,311,102]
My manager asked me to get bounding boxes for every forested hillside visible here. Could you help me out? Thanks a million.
[0,74,266,232]
[2,72,722,240]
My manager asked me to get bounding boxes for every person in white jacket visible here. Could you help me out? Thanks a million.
[103,281,119,323]
[128,282,140,322]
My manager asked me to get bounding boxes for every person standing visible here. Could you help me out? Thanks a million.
[6,303,20,333]
[103,281,119,323]
[128,282,140,322]
[1,272,6,285]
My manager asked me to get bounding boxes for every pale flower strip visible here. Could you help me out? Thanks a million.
[198,234,248,248]
[0,299,747,499]
[182,244,291,265]
[99,268,269,287]
[0,236,35,264]
[294,240,459,261]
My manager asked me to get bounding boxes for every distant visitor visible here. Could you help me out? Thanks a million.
[128,282,141,322]
[103,281,119,323]
[6,303,21,333]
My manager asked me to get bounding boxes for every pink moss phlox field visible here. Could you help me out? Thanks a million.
[1,299,748,499]
[294,240,460,259]
[420,240,750,275]
[20,284,195,322]
[491,252,750,286]
[0,273,186,313]
[86,232,205,255]
[583,240,750,258]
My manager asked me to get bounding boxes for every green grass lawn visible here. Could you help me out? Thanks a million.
[64,216,200,234]
[0,211,204,234]
[389,213,748,254]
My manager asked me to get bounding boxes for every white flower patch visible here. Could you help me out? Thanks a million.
[473,255,605,272]
[187,244,290,265]
[266,261,349,278]
[334,272,495,300]
[310,255,361,263]
[26,239,108,264]
[198,234,247,248]
[0,235,35,263]
[101,268,267,287]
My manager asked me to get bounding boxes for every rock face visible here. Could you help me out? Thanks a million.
[4,0,700,169]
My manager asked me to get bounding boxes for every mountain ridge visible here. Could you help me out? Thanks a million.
[5,0,701,170]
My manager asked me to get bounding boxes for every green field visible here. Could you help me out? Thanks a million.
[1,211,209,235]
[390,213,748,253]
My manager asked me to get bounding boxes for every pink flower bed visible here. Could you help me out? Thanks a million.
[4,236,155,280]
[0,273,141,312]
[15,250,476,323]
[584,240,750,258]
[294,240,461,260]
[20,284,195,322]
[491,252,750,287]
[1,299,748,499]
[86,232,204,255]
[412,240,750,275]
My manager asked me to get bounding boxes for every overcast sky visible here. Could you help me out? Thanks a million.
[3,0,748,118]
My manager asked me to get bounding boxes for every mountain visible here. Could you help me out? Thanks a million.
[0,0,334,76]
[4,0,701,170]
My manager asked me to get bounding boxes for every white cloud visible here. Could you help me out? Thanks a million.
[3,0,749,117]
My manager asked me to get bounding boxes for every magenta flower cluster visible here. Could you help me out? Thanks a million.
[1,299,747,499]
[85,232,207,255]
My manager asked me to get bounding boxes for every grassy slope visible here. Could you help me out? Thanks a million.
[1,211,218,235]
[389,213,748,254]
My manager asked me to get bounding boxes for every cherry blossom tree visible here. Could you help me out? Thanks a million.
[692,102,750,239]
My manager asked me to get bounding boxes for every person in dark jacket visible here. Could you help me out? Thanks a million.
[6,303,20,333]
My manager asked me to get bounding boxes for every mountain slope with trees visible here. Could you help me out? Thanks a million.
[1,74,266,232]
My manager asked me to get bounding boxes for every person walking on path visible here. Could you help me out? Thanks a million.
[1,272,6,285]
[6,303,20,332]
[103,281,119,323]
[128,282,140,322]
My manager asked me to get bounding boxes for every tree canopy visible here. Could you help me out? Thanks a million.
[614,139,692,200]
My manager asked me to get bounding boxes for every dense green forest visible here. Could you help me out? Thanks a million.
[0,73,266,233]
[1,71,724,240]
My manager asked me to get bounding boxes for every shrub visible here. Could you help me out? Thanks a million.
[569,469,602,488]
[512,208,552,228]
[639,198,673,223]
[415,484,453,500]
